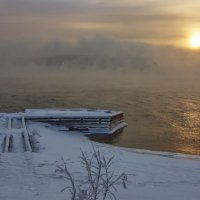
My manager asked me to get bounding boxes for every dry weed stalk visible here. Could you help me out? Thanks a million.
[57,145,128,200]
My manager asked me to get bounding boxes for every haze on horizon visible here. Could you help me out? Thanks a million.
[0,0,200,89]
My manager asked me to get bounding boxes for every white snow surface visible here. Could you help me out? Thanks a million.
[0,114,200,200]
[25,108,122,118]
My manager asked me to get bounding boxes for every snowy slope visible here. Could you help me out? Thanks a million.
[0,115,200,200]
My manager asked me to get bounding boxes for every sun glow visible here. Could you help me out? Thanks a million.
[189,34,200,49]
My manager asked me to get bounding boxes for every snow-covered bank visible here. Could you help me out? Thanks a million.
[0,116,200,200]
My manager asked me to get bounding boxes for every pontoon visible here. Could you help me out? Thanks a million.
[25,108,128,134]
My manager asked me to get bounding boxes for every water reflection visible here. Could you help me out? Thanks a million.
[87,130,123,145]
[0,85,200,155]
[169,99,200,154]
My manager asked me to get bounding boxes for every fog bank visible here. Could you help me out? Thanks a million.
[0,36,200,90]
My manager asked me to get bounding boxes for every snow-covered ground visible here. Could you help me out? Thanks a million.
[0,114,200,200]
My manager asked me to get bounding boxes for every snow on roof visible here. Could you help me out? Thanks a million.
[25,108,123,118]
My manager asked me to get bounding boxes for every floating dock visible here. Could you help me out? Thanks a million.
[24,108,128,134]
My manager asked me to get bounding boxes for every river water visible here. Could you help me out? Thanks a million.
[0,83,199,155]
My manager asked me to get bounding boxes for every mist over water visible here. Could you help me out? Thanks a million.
[0,79,200,155]
[0,36,200,155]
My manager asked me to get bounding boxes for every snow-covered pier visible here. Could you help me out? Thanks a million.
[1,108,128,135]
[0,108,127,153]
[23,108,128,134]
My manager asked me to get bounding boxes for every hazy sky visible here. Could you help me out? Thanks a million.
[0,0,200,91]
[1,0,200,47]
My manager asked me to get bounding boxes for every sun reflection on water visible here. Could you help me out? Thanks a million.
[170,99,200,154]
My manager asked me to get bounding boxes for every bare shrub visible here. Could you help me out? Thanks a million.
[56,145,128,200]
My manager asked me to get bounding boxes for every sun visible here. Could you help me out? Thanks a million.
[189,34,200,48]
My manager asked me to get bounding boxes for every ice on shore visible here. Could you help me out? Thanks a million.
[0,114,200,200]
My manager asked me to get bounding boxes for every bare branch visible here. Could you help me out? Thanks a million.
[56,145,129,200]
